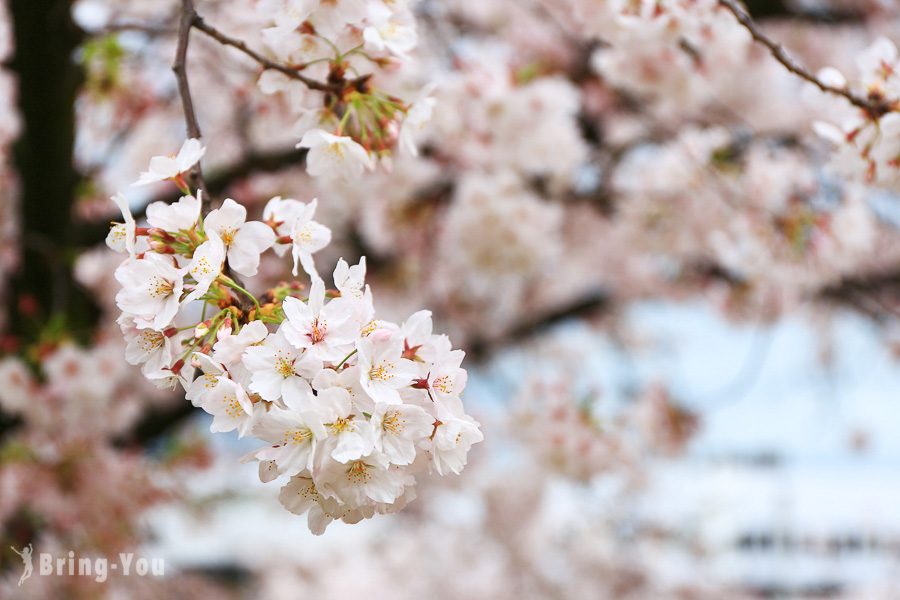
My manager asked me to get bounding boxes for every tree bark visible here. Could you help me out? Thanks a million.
[6,0,97,341]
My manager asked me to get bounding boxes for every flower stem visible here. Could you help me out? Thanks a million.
[335,348,358,369]
[221,277,261,314]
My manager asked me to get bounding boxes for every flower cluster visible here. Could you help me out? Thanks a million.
[0,338,210,571]
[107,139,482,533]
[610,126,877,298]
[257,0,434,178]
[581,0,756,120]
[814,37,900,188]
[433,170,564,327]
[513,380,619,482]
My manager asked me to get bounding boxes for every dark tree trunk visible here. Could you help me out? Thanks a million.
[6,0,97,343]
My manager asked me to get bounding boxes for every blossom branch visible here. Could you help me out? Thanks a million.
[173,0,256,313]
[819,268,900,320]
[108,263,900,447]
[88,21,176,37]
[173,0,210,208]
[717,0,891,118]
[189,13,341,94]
[80,146,309,244]
[468,291,611,361]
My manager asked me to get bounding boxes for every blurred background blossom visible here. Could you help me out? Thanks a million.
[4,0,900,597]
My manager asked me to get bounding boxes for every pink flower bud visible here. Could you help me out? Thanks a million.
[149,240,175,254]
[194,320,211,338]
[217,318,233,341]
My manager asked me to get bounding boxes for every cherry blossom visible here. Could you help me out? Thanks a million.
[134,138,206,187]
[298,129,374,180]
[242,326,323,407]
[287,198,332,277]
[357,332,419,405]
[114,253,185,330]
[282,277,358,361]
[203,198,276,277]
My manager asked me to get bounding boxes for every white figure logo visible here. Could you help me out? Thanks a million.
[10,544,33,586]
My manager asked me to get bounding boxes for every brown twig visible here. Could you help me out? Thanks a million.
[467,291,611,361]
[173,0,210,209]
[89,21,176,37]
[717,0,892,118]
[190,13,340,94]
[174,0,257,310]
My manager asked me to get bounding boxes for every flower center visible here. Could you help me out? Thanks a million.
[381,410,404,434]
[223,394,245,418]
[329,416,355,435]
[368,363,394,382]
[295,226,313,244]
[220,228,237,247]
[274,352,295,378]
[326,142,346,160]
[191,256,215,279]
[201,372,218,391]
[284,428,312,445]
[361,320,379,337]
[138,330,164,352]
[432,375,453,395]
[308,317,328,344]
[346,460,372,484]
[149,276,174,299]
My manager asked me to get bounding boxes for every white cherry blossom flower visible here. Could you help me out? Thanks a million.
[145,193,201,232]
[278,474,320,514]
[363,5,418,58]
[357,332,418,405]
[421,338,468,403]
[429,396,483,476]
[298,129,373,180]
[120,316,174,374]
[309,386,375,463]
[312,366,370,412]
[289,198,332,277]
[333,256,367,300]
[199,376,257,437]
[263,196,308,255]
[143,363,195,393]
[213,320,269,367]
[242,326,323,407]
[371,402,434,465]
[282,277,357,362]
[183,230,226,303]
[251,405,325,476]
[115,253,185,330]
[185,353,228,406]
[106,193,136,255]
[134,138,206,186]
[203,198,276,277]
[278,474,343,535]
[332,257,375,325]
[399,309,441,364]
[316,452,413,507]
